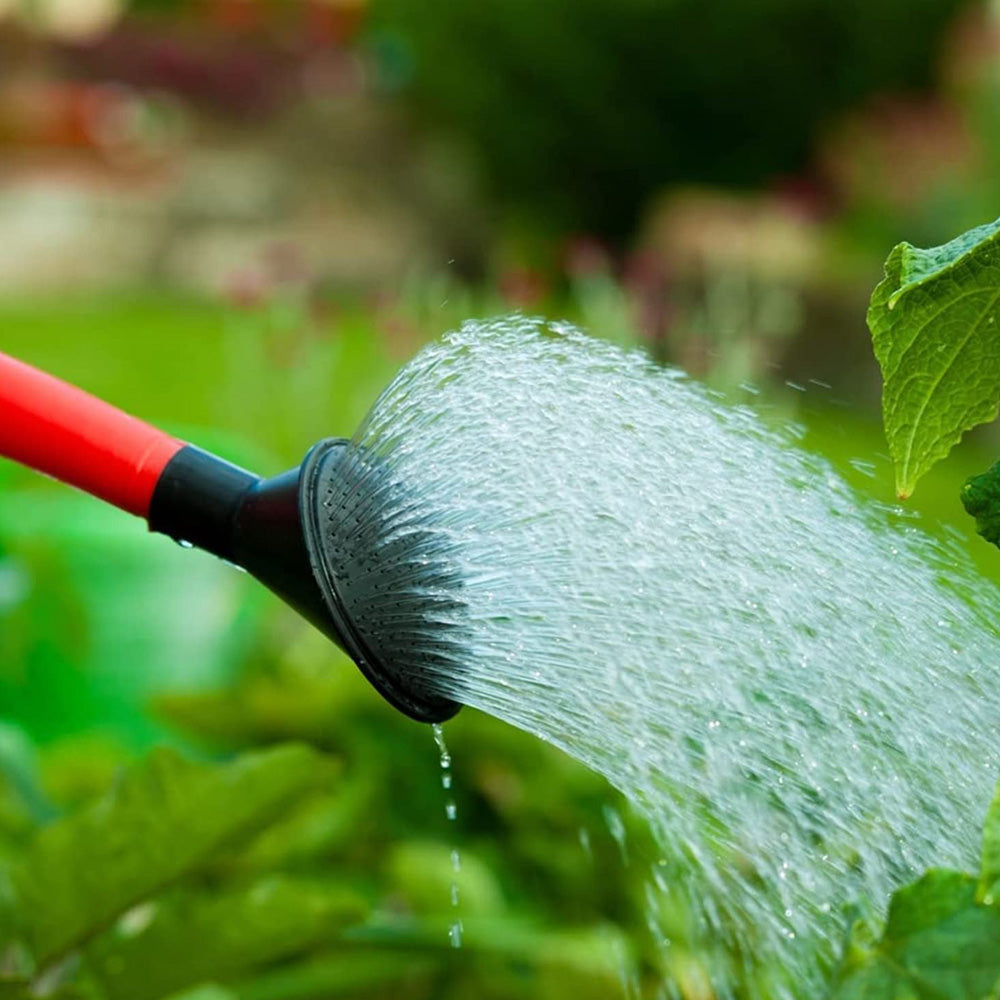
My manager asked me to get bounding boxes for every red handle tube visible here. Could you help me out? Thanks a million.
[0,351,184,518]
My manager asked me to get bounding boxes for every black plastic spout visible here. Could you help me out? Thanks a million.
[146,443,461,724]
[147,445,344,654]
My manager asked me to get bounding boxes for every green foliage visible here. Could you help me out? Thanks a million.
[830,787,1000,1000]
[962,460,1000,548]
[854,223,1000,998]
[86,878,364,1000]
[867,216,1000,499]
[370,0,964,236]
[979,784,1000,898]
[0,745,365,1000]
[832,871,1000,999]
[0,645,653,999]
[10,745,338,964]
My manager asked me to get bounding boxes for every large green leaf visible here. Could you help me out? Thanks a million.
[10,744,337,966]
[86,877,365,1000]
[867,216,1000,498]
[830,870,1000,1000]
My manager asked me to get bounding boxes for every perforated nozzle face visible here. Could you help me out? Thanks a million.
[299,439,463,723]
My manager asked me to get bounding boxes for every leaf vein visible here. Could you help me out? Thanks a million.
[897,284,1000,485]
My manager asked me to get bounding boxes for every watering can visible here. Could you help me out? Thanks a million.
[0,350,459,724]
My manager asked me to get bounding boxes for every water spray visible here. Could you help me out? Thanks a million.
[0,349,459,724]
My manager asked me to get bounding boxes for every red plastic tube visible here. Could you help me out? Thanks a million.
[0,351,184,518]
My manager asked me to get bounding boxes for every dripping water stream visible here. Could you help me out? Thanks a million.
[432,723,463,948]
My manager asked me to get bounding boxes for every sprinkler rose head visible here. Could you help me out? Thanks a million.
[0,351,460,724]
[150,441,462,724]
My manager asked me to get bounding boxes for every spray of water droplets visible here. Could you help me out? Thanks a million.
[338,316,1000,994]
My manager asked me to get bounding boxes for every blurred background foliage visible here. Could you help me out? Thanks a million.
[4,0,1000,997]
[369,0,965,236]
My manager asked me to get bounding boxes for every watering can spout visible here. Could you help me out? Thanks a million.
[0,350,460,725]
[147,445,335,649]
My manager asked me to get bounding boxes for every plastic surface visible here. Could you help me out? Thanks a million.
[149,446,259,560]
[299,439,461,723]
[149,444,337,645]
[0,351,183,517]
[150,440,458,722]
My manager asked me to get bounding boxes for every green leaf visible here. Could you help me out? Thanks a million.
[867,216,1000,498]
[85,877,365,1000]
[980,782,1000,900]
[231,952,439,1000]
[961,461,1000,551]
[10,744,337,967]
[830,870,1000,1000]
